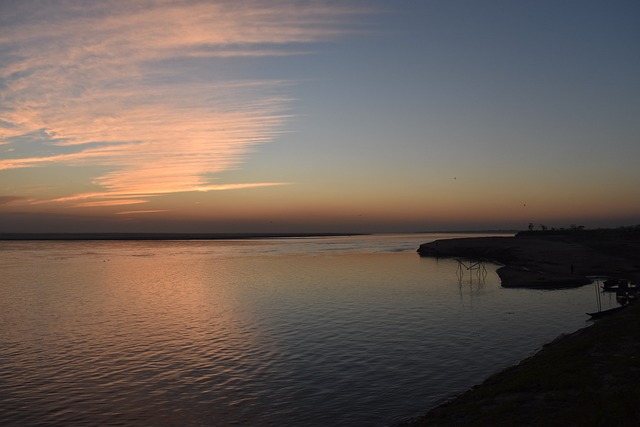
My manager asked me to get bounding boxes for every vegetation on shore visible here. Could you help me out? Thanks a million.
[520,224,640,237]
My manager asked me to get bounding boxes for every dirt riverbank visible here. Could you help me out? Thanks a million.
[402,302,640,426]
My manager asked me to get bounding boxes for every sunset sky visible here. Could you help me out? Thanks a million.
[1,0,639,233]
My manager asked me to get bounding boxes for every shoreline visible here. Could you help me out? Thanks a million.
[417,234,640,288]
[402,302,640,426]
[405,233,640,426]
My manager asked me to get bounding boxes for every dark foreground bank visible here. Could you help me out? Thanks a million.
[401,302,640,427]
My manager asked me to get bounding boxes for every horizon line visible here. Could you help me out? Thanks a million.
[0,230,519,241]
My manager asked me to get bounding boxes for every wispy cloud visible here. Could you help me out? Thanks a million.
[0,196,30,205]
[0,0,366,208]
[74,199,149,208]
[42,181,290,208]
[114,210,168,215]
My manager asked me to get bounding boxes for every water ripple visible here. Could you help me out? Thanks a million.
[0,237,614,426]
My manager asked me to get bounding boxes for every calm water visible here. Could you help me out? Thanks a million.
[0,234,616,426]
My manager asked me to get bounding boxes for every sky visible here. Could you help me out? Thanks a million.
[1,0,639,233]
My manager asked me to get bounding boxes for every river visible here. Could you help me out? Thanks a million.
[0,233,615,426]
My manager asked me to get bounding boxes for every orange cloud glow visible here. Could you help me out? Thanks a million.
[0,1,364,209]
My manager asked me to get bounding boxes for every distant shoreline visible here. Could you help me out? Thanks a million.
[0,230,515,241]
[0,232,366,241]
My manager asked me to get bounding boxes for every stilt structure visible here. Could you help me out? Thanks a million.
[455,258,488,284]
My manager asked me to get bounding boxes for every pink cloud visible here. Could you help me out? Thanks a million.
[0,1,368,208]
